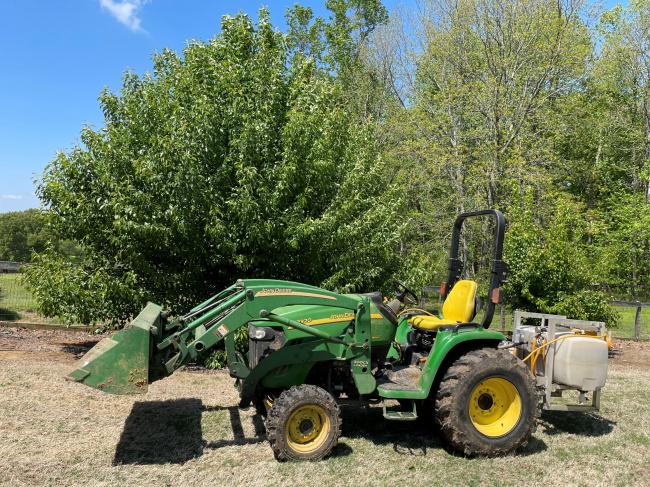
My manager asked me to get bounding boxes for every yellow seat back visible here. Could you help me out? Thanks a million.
[441,280,477,323]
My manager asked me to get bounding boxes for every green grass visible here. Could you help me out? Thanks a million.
[0,273,37,312]
[0,273,64,324]
[1,354,649,487]
[0,273,38,321]
[611,305,650,339]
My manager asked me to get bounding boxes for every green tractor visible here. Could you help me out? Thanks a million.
[69,210,538,460]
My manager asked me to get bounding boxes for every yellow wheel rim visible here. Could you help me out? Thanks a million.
[285,404,330,454]
[469,377,522,438]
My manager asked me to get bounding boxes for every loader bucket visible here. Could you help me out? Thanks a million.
[67,302,162,395]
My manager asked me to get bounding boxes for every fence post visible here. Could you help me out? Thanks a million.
[500,303,506,333]
[635,305,642,341]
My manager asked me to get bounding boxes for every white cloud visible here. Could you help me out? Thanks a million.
[0,194,22,200]
[99,0,148,32]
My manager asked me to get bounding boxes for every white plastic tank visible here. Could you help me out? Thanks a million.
[552,336,608,391]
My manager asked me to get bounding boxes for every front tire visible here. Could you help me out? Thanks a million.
[265,385,341,461]
[435,347,539,456]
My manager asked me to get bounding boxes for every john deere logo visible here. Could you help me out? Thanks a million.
[259,288,293,295]
[330,313,354,320]
[255,288,337,300]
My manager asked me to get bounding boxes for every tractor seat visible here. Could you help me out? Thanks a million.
[410,280,477,330]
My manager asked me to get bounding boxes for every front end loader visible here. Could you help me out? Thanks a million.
[68,210,540,460]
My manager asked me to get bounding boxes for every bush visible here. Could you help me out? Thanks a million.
[503,190,618,323]
[199,326,248,369]
[28,10,404,326]
[550,290,619,326]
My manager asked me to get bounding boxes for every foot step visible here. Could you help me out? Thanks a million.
[382,400,418,421]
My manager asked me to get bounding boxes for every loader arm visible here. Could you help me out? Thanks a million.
[67,279,375,396]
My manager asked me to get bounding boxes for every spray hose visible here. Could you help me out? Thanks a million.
[398,308,436,318]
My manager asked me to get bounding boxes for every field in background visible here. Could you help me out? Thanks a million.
[0,273,36,318]
[0,273,63,325]
[1,273,649,338]
[611,306,650,340]
[1,327,649,487]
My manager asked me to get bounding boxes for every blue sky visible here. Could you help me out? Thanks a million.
[0,0,624,213]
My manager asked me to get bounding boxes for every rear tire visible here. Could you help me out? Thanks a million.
[265,385,341,461]
[435,347,538,456]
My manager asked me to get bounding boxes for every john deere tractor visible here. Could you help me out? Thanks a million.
[69,210,539,460]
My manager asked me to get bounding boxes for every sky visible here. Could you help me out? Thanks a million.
[0,0,625,213]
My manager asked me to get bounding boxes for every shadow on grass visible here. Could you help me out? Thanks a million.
[339,404,442,457]
[202,404,266,449]
[114,399,555,464]
[113,400,266,465]
[339,404,547,458]
[0,307,20,321]
[539,411,616,437]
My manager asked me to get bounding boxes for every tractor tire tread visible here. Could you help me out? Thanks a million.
[265,384,341,462]
[435,347,539,457]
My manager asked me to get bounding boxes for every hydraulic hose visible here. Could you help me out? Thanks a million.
[398,308,436,317]
[523,333,606,364]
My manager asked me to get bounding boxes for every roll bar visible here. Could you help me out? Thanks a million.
[442,209,507,329]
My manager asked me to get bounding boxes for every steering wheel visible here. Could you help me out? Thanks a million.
[394,280,419,305]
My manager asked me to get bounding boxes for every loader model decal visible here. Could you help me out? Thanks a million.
[255,288,337,300]
[296,313,383,326]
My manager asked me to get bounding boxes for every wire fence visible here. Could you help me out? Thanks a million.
[0,271,64,325]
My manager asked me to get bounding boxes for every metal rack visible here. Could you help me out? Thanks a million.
[513,311,607,412]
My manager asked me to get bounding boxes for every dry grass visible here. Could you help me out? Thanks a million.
[0,345,649,486]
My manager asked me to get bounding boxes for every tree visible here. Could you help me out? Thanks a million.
[366,0,619,320]
[0,209,55,262]
[550,1,650,300]
[27,8,404,325]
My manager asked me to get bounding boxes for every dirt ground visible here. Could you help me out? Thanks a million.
[1,327,649,487]
[2,325,648,370]
[0,326,101,361]
[609,339,650,370]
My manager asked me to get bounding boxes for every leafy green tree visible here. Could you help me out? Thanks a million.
[369,0,618,321]
[503,190,616,322]
[26,0,650,328]
[0,209,56,262]
[28,8,404,326]
[549,1,650,301]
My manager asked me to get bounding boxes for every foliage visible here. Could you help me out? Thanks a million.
[369,0,648,322]
[26,0,650,328]
[503,191,617,324]
[0,209,78,263]
[504,192,589,310]
[201,327,249,370]
[550,290,619,325]
[24,251,143,325]
[29,6,404,326]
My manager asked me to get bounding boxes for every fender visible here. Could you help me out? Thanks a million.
[377,326,505,400]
